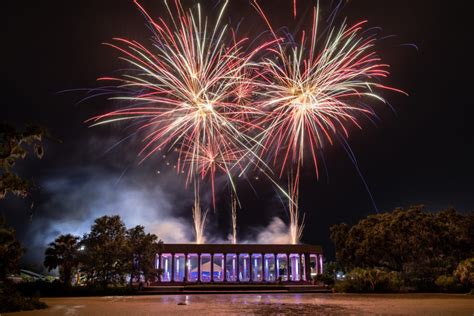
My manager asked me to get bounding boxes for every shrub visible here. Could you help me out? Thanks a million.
[0,283,47,313]
[435,275,462,292]
[333,268,404,293]
[454,258,474,288]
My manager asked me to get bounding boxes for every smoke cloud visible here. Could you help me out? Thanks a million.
[254,217,292,244]
[20,164,194,265]
[2,134,293,268]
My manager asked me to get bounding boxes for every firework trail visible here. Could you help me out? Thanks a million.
[192,182,208,244]
[252,1,405,243]
[231,192,238,244]
[88,0,271,243]
[288,170,305,244]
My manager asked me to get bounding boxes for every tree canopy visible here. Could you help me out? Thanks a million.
[330,206,474,290]
[79,215,130,288]
[0,123,48,199]
[44,234,80,287]
[126,225,162,285]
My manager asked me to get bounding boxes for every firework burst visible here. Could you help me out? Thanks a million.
[87,0,404,245]
[88,0,268,243]
[252,1,406,243]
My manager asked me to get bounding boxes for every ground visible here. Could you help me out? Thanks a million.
[8,293,474,315]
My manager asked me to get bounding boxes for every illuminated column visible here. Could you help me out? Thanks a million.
[264,253,275,282]
[300,253,306,281]
[160,254,172,282]
[238,254,250,282]
[156,254,161,283]
[319,254,324,275]
[289,253,300,282]
[173,254,185,282]
[252,254,263,282]
[274,253,277,281]
[316,254,319,274]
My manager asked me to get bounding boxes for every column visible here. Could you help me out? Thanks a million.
[184,253,188,283]
[223,253,227,282]
[249,253,253,283]
[286,253,290,282]
[157,253,161,283]
[210,253,214,283]
[171,254,174,282]
[319,254,324,275]
[304,253,311,282]
[197,253,201,283]
[236,253,240,282]
[274,253,278,282]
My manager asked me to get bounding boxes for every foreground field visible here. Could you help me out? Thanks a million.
[10,293,473,315]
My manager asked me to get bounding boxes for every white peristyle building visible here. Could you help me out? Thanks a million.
[152,244,323,285]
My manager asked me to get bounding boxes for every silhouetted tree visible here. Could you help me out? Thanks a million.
[126,225,162,286]
[0,217,24,281]
[0,124,49,311]
[79,215,129,288]
[43,234,80,286]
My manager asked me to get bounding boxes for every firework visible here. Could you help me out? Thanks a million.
[231,192,238,244]
[253,1,406,243]
[87,0,404,245]
[88,0,267,243]
[192,182,208,244]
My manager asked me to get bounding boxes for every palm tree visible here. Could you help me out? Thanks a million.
[44,234,80,286]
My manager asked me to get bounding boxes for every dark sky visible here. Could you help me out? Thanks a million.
[2,0,472,269]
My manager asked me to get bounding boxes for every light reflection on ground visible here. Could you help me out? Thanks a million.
[10,293,474,315]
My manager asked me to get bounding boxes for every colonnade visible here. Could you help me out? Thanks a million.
[156,252,323,283]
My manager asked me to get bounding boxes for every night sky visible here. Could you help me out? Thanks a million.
[3,0,471,269]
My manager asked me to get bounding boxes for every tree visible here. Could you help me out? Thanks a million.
[0,123,47,199]
[126,225,162,286]
[79,215,129,288]
[330,206,474,290]
[43,234,80,287]
[0,124,48,312]
[0,217,24,281]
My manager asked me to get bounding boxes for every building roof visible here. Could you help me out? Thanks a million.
[159,244,323,254]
